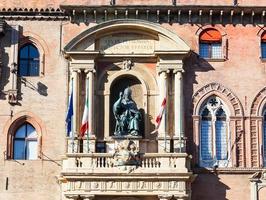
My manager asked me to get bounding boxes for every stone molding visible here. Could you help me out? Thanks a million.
[192,82,244,117]
[250,87,266,116]
[3,111,45,159]
[60,5,266,25]
[63,179,188,196]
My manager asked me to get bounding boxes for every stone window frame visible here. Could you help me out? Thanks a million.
[4,112,43,160]
[257,29,266,61]
[192,83,244,168]
[198,96,231,168]
[18,43,40,77]
[196,25,228,61]
[19,34,48,77]
[250,87,266,167]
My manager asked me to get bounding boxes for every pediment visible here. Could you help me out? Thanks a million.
[64,19,190,56]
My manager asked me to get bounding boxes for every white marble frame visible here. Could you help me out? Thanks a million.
[102,70,149,139]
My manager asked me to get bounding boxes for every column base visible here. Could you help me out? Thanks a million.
[157,135,171,153]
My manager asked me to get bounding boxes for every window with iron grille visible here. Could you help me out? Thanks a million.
[199,28,223,59]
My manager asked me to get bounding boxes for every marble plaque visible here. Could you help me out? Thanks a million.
[99,34,154,54]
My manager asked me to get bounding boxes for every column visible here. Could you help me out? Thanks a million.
[83,69,96,153]
[158,71,167,136]
[173,70,185,153]
[157,70,170,153]
[72,69,80,136]
[68,69,80,153]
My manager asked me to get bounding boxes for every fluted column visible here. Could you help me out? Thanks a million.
[173,70,185,152]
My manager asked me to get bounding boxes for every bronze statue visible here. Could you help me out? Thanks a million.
[113,87,141,136]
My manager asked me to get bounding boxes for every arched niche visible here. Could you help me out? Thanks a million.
[103,70,149,139]
[110,75,144,136]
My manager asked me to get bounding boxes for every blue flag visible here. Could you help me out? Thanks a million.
[66,81,73,136]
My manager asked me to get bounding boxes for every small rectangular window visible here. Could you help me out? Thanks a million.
[199,43,222,59]
[211,43,222,59]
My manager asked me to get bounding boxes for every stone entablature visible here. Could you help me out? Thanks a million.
[61,5,266,25]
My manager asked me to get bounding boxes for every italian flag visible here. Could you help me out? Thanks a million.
[80,80,89,137]
[151,97,166,134]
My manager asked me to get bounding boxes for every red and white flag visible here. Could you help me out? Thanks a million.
[151,97,166,134]
[80,80,89,137]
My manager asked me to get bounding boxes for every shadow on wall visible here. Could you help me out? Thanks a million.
[191,173,230,200]
[0,25,11,100]
[0,25,49,104]
[182,51,215,155]
[183,52,230,200]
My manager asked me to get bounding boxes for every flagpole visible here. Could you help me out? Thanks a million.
[70,78,75,153]
[164,80,167,152]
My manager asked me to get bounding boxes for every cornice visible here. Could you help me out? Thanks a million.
[1,5,266,24]
[0,8,68,21]
[59,5,266,25]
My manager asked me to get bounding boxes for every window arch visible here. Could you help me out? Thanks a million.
[199,96,231,168]
[13,123,38,160]
[199,28,223,59]
[261,32,266,59]
[263,108,266,166]
[18,44,40,76]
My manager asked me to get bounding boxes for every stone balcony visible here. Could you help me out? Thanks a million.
[62,152,191,174]
[60,139,195,200]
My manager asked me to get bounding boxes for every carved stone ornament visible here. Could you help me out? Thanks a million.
[7,89,18,104]
[122,59,134,70]
[113,140,140,172]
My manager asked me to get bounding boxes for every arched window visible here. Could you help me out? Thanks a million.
[18,44,40,76]
[261,32,266,59]
[13,123,38,160]
[200,96,230,168]
[199,28,222,59]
